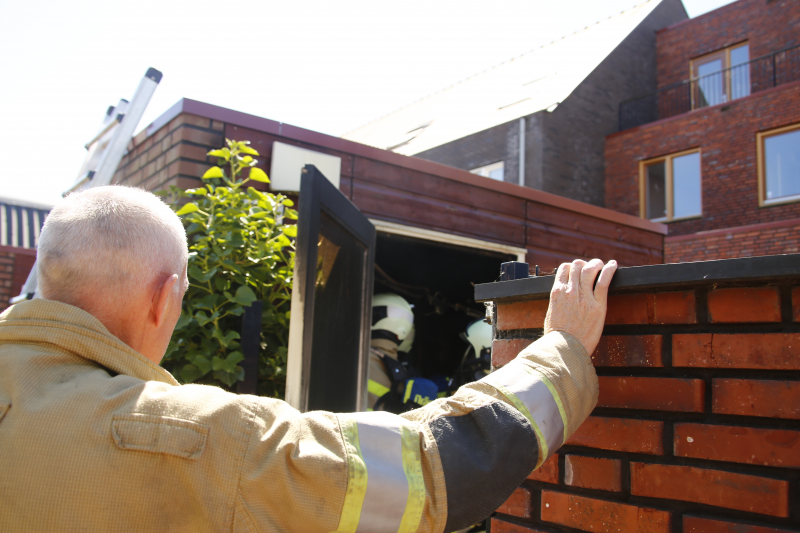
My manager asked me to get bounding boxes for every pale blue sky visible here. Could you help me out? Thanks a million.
[0,0,735,205]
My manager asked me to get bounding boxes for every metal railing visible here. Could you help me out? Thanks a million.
[619,44,800,131]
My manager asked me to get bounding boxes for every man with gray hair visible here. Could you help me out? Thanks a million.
[0,185,617,532]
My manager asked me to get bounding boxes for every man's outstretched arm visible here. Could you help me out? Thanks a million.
[396,258,616,531]
[236,259,615,533]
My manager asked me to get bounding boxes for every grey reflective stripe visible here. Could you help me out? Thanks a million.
[353,412,409,533]
[484,364,565,459]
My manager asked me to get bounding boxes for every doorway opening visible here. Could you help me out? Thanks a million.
[372,227,520,382]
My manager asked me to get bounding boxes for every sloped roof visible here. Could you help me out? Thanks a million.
[342,0,663,155]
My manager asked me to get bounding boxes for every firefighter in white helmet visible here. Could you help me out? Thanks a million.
[368,293,438,412]
[448,319,493,395]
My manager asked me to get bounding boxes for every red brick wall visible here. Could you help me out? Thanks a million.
[655,0,800,89]
[604,80,800,262]
[120,105,664,268]
[489,278,800,533]
[0,246,37,312]
[665,218,800,263]
[112,113,225,193]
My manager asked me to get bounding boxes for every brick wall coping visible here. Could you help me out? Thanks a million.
[140,98,667,235]
[475,253,800,303]
[0,245,37,256]
[665,216,800,243]
[608,79,800,139]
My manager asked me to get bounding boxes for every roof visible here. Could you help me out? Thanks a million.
[342,0,664,155]
[0,198,51,249]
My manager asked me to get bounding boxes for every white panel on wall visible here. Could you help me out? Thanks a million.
[269,142,341,192]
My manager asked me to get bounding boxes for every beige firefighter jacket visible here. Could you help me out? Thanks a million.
[0,299,598,533]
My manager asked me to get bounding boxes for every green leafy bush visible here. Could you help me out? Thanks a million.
[161,139,297,398]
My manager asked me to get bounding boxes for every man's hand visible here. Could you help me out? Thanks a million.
[544,259,617,355]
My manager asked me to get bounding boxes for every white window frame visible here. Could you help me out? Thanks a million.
[639,148,703,222]
[369,219,526,262]
[757,122,800,207]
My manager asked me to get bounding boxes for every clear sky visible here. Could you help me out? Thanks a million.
[0,0,735,205]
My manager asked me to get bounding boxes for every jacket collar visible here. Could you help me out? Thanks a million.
[0,299,178,385]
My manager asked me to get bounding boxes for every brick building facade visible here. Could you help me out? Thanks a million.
[477,255,800,533]
[605,0,800,263]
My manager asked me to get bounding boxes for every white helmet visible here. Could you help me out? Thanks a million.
[465,319,492,357]
[398,325,415,354]
[372,293,414,343]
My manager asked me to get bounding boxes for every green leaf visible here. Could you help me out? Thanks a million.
[175,203,200,216]
[212,356,226,371]
[202,166,225,179]
[194,310,215,327]
[284,208,299,220]
[174,313,193,330]
[239,145,260,156]
[282,225,298,237]
[281,199,294,207]
[192,355,213,374]
[232,285,257,306]
[180,364,204,383]
[207,148,230,160]
[224,351,245,372]
[248,167,270,183]
[188,266,217,283]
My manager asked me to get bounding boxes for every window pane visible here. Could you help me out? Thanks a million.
[672,152,702,218]
[730,44,750,99]
[488,167,504,181]
[765,128,800,201]
[646,161,667,220]
[697,59,725,107]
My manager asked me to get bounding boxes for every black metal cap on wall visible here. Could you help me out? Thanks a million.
[500,262,530,282]
[476,254,800,303]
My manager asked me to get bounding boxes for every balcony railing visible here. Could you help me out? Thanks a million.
[618,44,800,131]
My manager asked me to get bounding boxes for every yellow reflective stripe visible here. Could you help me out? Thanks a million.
[368,379,390,398]
[484,377,549,465]
[531,368,569,442]
[403,379,414,404]
[334,418,368,533]
[397,426,425,533]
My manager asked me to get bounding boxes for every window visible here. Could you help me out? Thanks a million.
[691,42,750,109]
[470,161,504,181]
[757,123,800,206]
[640,150,702,222]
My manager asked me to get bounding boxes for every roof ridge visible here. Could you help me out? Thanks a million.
[341,0,659,137]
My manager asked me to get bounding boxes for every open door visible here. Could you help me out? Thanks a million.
[285,165,376,413]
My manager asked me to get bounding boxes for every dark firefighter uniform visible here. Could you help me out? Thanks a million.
[0,298,598,532]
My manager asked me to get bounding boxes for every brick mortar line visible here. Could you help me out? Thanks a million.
[515,484,800,529]
[496,324,800,337]
[585,407,800,431]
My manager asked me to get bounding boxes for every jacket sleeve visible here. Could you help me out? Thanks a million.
[401,330,598,532]
[236,331,596,533]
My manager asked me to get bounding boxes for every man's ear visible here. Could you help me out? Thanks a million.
[150,274,179,328]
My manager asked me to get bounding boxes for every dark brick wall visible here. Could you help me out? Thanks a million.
[489,269,800,533]
[412,120,520,186]
[414,0,688,207]
[605,80,800,250]
[656,0,800,89]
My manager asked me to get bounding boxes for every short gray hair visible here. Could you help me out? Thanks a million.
[37,186,188,303]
